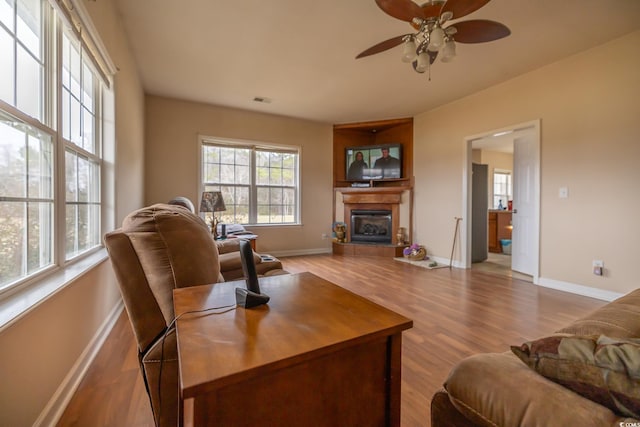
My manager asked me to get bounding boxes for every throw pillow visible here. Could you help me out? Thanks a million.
[511,334,640,418]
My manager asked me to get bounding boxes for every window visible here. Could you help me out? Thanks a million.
[493,169,512,209]
[0,111,54,285]
[61,30,102,260]
[201,138,300,225]
[0,0,44,121]
[0,0,111,293]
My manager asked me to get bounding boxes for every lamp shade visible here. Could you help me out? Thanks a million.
[428,27,445,51]
[200,191,226,213]
[415,51,430,73]
[401,39,417,63]
[441,39,456,62]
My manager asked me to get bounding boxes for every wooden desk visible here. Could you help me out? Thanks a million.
[173,272,413,426]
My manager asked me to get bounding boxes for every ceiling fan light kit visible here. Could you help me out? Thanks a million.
[357,0,510,77]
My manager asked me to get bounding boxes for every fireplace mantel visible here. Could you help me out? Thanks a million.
[334,187,412,257]
[340,187,403,205]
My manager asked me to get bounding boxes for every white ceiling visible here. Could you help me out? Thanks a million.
[113,0,640,124]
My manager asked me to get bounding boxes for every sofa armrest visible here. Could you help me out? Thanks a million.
[431,389,482,427]
[443,352,632,427]
[215,238,242,254]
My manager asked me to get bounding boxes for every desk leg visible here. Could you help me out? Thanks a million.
[182,398,192,427]
[190,393,217,427]
[388,333,403,427]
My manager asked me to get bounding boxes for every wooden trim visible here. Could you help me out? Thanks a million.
[334,117,413,131]
[343,193,402,204]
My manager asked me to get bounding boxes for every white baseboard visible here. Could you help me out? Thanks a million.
[267,247,332,258]
[35,300,124,427]
[537,277,623,302]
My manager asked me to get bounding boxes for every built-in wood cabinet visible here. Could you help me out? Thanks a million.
[333,118,414,189]
[488,210,512,253]
[332,118,414,257]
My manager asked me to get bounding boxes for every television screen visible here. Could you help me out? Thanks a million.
[345,144,402,181]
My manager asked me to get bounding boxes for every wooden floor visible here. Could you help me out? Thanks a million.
[57,254,605,427]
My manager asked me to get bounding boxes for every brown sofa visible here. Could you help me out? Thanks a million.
[167,196,284,280]
[104,204,286,426]
[216,238,284,280]
[432,289,640,427]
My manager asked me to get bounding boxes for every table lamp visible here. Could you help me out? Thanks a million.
[199,191,226,239]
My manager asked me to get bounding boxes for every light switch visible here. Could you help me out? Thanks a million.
[559,187,569,199]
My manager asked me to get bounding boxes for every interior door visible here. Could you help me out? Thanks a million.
[512,132,539,276]
[471,163,488,262]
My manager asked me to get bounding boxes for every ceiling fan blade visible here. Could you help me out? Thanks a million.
[420,0,446,19]
[441,0,491,20]
[356,34,410,59]
[447,20,510,43]
[375,0,425,22]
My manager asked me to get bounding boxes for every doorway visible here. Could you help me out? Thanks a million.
[461,120,540,283]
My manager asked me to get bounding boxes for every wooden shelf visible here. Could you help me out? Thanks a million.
[335,177,413,189]
[332,118,415,258]
[333,118,413,189]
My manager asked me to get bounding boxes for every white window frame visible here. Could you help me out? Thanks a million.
[0,0,115,303]
[493,168,512,209]
[199,136,301,226]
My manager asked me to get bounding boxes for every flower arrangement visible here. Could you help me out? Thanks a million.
[403,243,427,261]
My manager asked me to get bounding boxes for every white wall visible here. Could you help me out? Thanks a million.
[414,30,640,295]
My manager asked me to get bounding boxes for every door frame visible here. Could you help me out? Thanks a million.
[461,119,541,284]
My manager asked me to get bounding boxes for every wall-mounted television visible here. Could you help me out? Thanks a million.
[345,143,402,181]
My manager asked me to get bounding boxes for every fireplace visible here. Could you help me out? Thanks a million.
[350,210,392,244]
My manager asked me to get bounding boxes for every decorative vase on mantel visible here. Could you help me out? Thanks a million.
[396,227,406,246]
[334,223,346,243]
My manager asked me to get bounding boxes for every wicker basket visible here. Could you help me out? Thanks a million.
[406,247,427,261]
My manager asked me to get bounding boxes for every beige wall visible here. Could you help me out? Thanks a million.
[0,0,145,424]
[0,262,120,426]
[145,95,334,254]
[414,30,640,295]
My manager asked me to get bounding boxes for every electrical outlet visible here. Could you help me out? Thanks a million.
[559,187,569,199]
[321,233,329,240]
[593,260,604,276]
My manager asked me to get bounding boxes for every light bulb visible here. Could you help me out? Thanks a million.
[441,39,456,62]
[401,39,417,63]
[428,27,445,51]
[415,51,430,73]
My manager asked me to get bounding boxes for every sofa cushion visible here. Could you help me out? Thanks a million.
[444,352,629,427]
[511,334,640,418]
[557,289,640,338]
[218,250,262,272]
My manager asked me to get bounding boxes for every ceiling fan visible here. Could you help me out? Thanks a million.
[356,0,510,74]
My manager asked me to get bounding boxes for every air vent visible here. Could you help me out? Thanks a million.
[253,96,272,104]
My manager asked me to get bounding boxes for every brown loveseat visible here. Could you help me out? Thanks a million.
[216,238,284,280]
[166,196,284,280]
[104,204,286,426]
[432,289,640,426]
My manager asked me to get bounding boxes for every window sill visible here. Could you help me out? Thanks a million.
[245,223,303,228]
[0,249,109,332]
